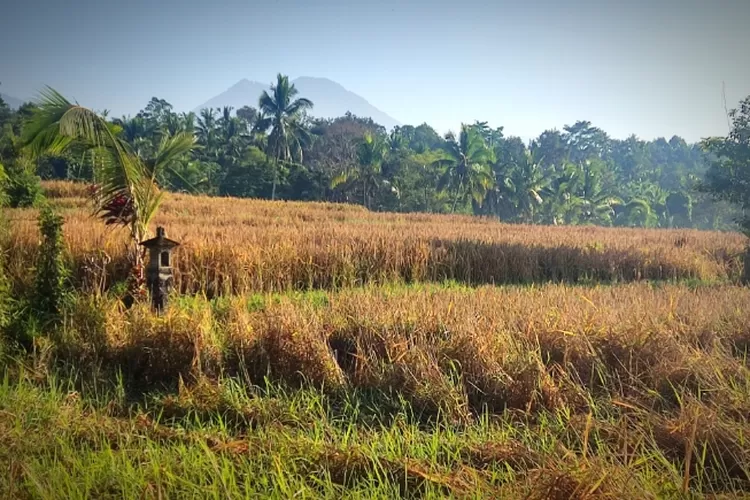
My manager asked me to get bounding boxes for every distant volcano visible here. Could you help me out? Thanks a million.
[194,76,400,130]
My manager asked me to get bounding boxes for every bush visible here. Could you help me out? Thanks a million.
[0,245,11,332]
[33,206,69,317]
[0,263,10,362]
[3,207,70,350]
[5,167,44,208]
[0,212,19,356]
[0,162,8,207]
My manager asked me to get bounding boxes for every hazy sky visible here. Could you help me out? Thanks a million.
[1,0,748,142]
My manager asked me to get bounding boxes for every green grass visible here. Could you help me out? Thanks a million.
[0,361,742,499]
[178,277,734,317]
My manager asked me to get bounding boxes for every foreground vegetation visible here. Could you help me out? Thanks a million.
[1,281,750,497]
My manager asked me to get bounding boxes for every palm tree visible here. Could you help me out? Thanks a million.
[22,87,195,289]
[540,159,621,226]
[115,115,155,158]
[435,124,495,213]
[196,108,220,161]
[542,163,585,225]
[217,106,251,160]
[258,74,313,200]
[615,198,656,227]
[179,112,196,134]
[577,160,621,226]
[504,150,550,223]
[331,132,393,209]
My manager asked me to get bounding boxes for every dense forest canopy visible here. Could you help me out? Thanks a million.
[0,76,746,231]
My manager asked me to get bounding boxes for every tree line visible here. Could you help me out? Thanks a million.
[0,75,746,232]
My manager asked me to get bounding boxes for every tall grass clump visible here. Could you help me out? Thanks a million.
[40,283,750,418]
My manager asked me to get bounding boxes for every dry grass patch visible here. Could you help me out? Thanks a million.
[41,283,750,424]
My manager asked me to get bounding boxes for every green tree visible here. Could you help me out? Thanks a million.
[615,198,656,228]
[665,191,692,227]
[258,74,314,200]
[331,132,392,209]
[196,108,220,161]
[504,150,550,223]
[219,146,272,198]
[436,124,495,213]
[701,95,750,235]
[236,105,258,127]
[531,129,568,172]
[563,120,610,165]
[541,163,585,225]
[304,114,383,201]
[33,206,69,318]
[0,88,11,132]
[577,159,621,225]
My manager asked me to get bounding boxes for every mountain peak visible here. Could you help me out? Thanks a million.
[227,78,262,91]
[195,76,400,129]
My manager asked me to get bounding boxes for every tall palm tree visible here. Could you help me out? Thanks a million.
[258,74,313,200]
[331,132,393,209]
[23,87,195,287]
[217,106,250,160]
[576,160,621,226]
[435,124,495,213]
[541,162,584,225]
[505,150,550,223]
[196,108,220,160]
[116,115,155,158]
[179,112,196,133]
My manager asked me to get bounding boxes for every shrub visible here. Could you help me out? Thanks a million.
[4,207,70,350]
[0,241,10,361]
[33,206,69,318]
[5,166,44,208]
[0,162,8,207]
[0,212,22,355]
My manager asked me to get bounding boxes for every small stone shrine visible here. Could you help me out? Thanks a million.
[139,226,180,312]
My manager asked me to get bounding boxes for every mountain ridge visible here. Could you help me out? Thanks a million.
[194,77,400,130]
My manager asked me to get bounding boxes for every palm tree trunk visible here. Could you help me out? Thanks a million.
[451,180,464,213]
[271,159,278,201]
[127,223,148,302]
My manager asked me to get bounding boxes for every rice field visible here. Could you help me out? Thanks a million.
[2,181,745,296]
[1,181,749,498]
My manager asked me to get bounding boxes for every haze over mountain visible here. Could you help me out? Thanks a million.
[195,77,401,130]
